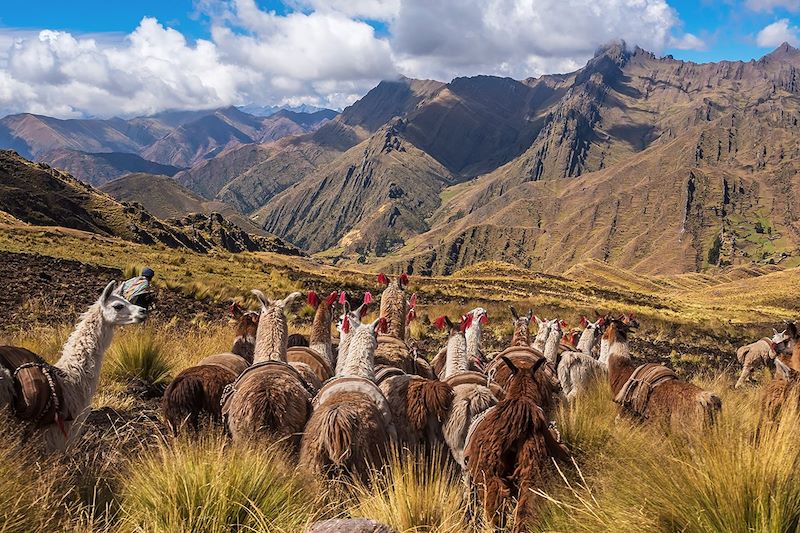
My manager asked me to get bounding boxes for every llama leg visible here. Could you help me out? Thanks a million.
[482,476,510,530]
[735,360,753,389]
[513,483,536,533]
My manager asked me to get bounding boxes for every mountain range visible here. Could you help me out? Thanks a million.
[0,106,337,185]
[4,42,800,276]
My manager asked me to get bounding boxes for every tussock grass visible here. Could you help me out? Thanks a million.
[540,375,800,533]
[346,446,469,532]
[108,329,173,386]
[118,435,320,533]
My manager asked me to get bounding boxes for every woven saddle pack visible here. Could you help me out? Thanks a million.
[0,346,66,425]
[614,363,678,418]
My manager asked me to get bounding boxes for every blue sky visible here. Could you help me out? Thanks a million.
[1,0,799,117]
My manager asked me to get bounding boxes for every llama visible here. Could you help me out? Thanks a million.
[509,307,533,347]
[761,358,800,422]
[557,317,607,401]
[335,292,371,375]
[543,319,565,366]
[484,346,562,417]
[162,302,258,433]
[374,274,433,378]
[531,316,552,353]
[465,356,570,532]
[222,290,313,448]
[286,291,338,385]
[299,317,396,480]
[605,319,722,432]
[735,329,790,388]
[432,307,490,378]
[0,281,146,451]
[404,293,418,342]
[435,315,499,468]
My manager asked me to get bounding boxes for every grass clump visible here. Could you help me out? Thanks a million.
[108,329,173,386]
[118,436,319,533]
[346,446,468,532]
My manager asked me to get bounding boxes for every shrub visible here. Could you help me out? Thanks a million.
[118,436,319,533]
[108,330,173,386]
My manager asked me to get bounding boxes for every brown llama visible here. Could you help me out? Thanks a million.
[465,357,570,532]
[761,322,800,422]
[286,291,338,385]
[435,315,500,468]
[605,319,721,432]
[162,302,259,433]
[222,290,314,448]
[374,273,434,378]
[299,317,396,481]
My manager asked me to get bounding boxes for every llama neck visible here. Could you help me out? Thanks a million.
[511,323,530,347]
[466,324,483,361]
[607,341,635,396]
[444,333,469,379]
[533,326,550,352]
[54,303,114,413]
[543,329,562,364]
[576,328,596,355]
[253,308,288,363]
[231,334,255,365]
[379,285,406,339]
[339,332,376,380]
[598,337,610,364]
[791,343,800,372]
[310,305,333,365]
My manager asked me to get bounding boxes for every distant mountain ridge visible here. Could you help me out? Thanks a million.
[0,106,338,185]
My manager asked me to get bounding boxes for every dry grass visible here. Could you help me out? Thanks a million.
[108,328,173,386]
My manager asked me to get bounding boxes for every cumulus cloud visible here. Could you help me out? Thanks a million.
[756,18,800,47]
[0,0,703,117]
[746,0,800,12]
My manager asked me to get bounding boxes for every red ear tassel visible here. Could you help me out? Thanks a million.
[307,291,320,307]
[377,273,389,286]
[409,293,417,308]
[363,291,373,305]
[339,291,347,305]
[461,313,474,332]
[580,316,589,328]
[560,320,568,328]
[377,316,388,334]
[399,273,409,287]
[406,309,416,322]
[325,292,338,307]
[597,317,606,327]
[342,316,350,334]
[479,314,489,325]
[433,316,447,330]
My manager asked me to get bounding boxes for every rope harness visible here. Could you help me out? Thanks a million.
[614,363,678,419]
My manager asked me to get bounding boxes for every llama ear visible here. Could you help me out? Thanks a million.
[527,309,534,322]
[531,357,547,375]
[230,301,244,319]
[399,273,409,287]
[377,273,389,286]
[277,291,304,309]
[773,328,780,336]
[358,304,369,319]
[101,281,117,303]
[461,313,474,332]
[370,316,388,334]
[775,358,795,380]
[596,317,606,328]
[580,316,589,328]
[406,309,416,322]
[251,289,271,309]
[325,292,338,307]
[307,291,320,308]
[342,316,350,334]
[510,306,519,321]
[500,356,518,375]
[409,293,417,308]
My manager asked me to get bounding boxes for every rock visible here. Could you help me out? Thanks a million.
[305,518,398,533]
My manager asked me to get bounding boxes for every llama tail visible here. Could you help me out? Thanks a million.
[407,379,454,432]
[319,404,359,466]
[698,390,723,427]
[162,372,205,434]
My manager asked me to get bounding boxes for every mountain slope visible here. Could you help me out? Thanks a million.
[42,149,181,185]
[0,150,300,255]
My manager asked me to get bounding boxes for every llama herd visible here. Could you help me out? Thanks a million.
[1,274,800,531]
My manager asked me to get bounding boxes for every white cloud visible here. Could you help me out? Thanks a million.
[0,0,701,118]
[746,0,800,12]
[669,33,707,51]
[756,18,800,47]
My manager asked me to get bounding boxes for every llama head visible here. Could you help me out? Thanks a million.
[467,307,489,328]
[434,314,472,335]
[338,292,372,334]
[499,355,557,399]
[348,316,387,351]
[102,281,147,325]
[252,290,304,311]
[772,329,790,345]
[618,312,640,329]
[230,301,259,339]
[603,319,635,345]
